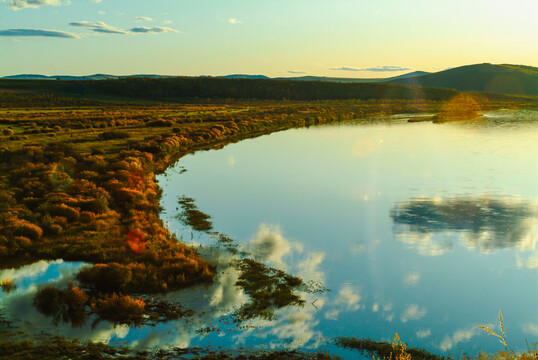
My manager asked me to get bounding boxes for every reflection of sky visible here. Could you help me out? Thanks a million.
[156,110,538,358]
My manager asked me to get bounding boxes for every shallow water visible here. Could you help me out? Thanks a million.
[2,110,537,358]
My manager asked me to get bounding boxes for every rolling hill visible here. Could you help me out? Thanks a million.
[388,63,538,96]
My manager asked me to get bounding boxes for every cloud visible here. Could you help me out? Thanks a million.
[98,10,105,15]
[335,284,361,311]
[163,20,172,24]
[4,0,63,10]
[228,18,242,24]
[69,21,178,35]
[248,224,302,269]
[70,21,128,34]
[136,16,153,21]
[440,327,481,351]
[331,65,410,72]
[89,0,101,2]
[401,304,426,323]
[0,28,80,38]
[416,329,432,338]
[522,323,538,336]
[130,26,178,34]
[287,70,307,75]
[394,231,453,256]
[296,251,324,282]
[404,272,420,286]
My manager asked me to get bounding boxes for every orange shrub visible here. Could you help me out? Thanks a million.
[49,203,80,222]
[11,219,42,241]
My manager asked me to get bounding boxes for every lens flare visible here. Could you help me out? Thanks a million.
[127,229,146,254]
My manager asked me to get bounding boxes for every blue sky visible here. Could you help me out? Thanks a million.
[0,0,537,77]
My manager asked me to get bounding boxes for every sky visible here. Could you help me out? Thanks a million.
[0,0,537,78]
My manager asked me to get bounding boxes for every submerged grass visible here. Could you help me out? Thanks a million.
[335,334,447,360]
[0,336,340,360]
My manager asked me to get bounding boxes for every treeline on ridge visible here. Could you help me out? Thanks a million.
[0,77,459,102]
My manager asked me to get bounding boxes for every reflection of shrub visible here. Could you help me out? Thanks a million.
[234,258,304,321]
[0,279,17,292]
[91,293,145,325]
[77,263,132,293]
[34,285,89,327]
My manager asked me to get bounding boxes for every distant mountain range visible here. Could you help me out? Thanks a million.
[0,74,172,80]
[2,64,537,96]
[276,71,431,83]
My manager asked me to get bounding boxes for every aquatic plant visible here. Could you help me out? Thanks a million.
[335,333,447,360]
[177,196,213,232]
[233,258,304,321]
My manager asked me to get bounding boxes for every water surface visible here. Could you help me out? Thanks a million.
[159,110,538,356]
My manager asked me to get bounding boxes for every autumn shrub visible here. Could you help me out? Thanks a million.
[146,119,173,127]
[113,187,142,206]
[79,211,96,224]
[2,128,14,136]
[9,135,27,140]
[13,236,31,248]
[82,155,108,172]
[78,197,109,214]
[40,214,54,228]
[98,130,130,140]
[22,196,41,209]
[0,189,16,211]
[78,170,100,181]
[52,216,68,228]
[47,224,63,236]
[48,204,80,222]
[90,293,145,325]
[11,219,43,241]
